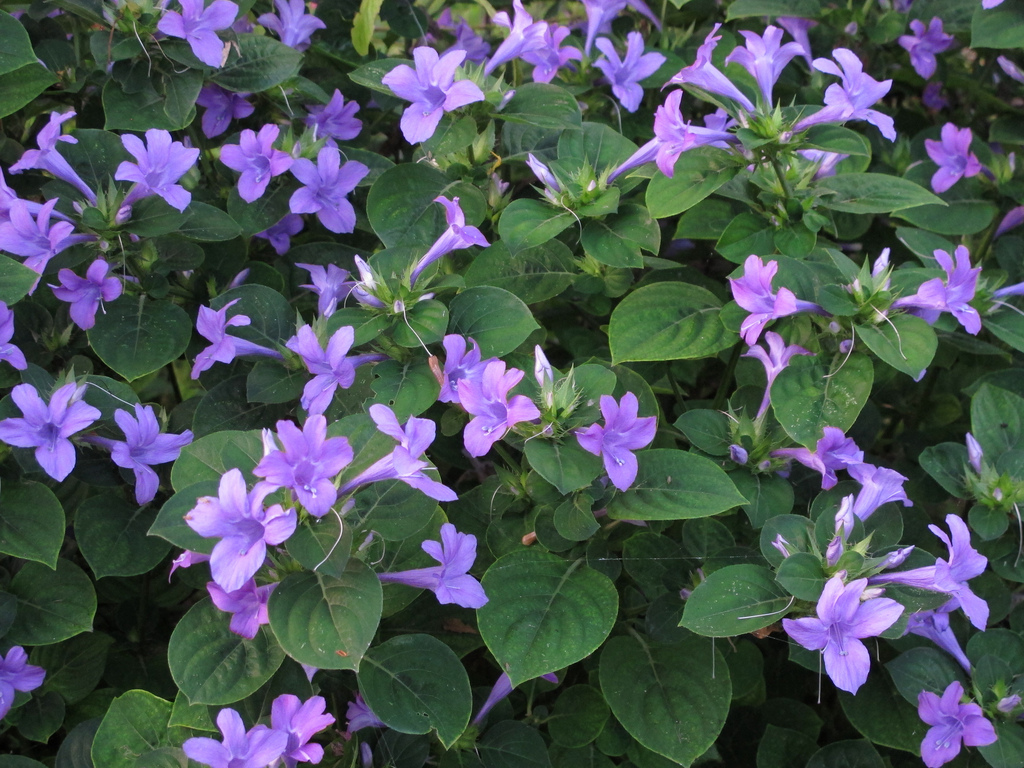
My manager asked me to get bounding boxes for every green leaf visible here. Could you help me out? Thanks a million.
[17,690,65,742]
[918,443,970,497]
[391,298,449,349]
[499,84,582,130]
[816,174,944,214]
[464,240,575,304]
[775,552,825,601]
[838,674,925,754]
[806,740,885,768]
[351,0,384,55]
[732,471,796,528]
[0,255,41,305]
[885,647,966,706]
[347,58,406,94]
[75,494,170,579]
[755,725,817,768]
[32,633,112,705]
[525,439,604,495]
[369,360,440,420]
[980,724,1024,768]
[895,199,996,235]
[477,721,552,768]
[478,550,618,686]
[168,598,284,705]
[227,185,293,238]
[211,34,302,92]
[0,11,40,75]
[0,64,57,119]
[972,1,1024,48]
[101,78,178,132]
[91,691,185,768]
[680,564,792,636]
[448,286,540,357]
[548,686,610,748]
[170,430,262,492]
[972,385,1024,457]
[606,449,747,521]
[191,376,289,438]
[609,283,734,363]
[986,306,1024,354]
[88,298,191,381]
[645,148,739,218]
[211,284,294,348]
[0,481,64,568]
[716,212,776,263]
[771,353,874,447]
[581,205,660,269]
[674,409,732,456]
[347,480,439,541]
[727,0,819,18]
[128,198,242,241]
[357,634,471,748]
[497,199,575,253]
[801,125,872,157]
[267,559,383,670]
[7,560,96,645]
[599,635,731,766]
[559,122,641,174]
[287,513,351,580]
[855,315,936,379]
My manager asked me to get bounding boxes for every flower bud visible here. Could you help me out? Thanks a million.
[729,444,749,464]
[998,694,1021,713]
[966,432,983,474]
[771,534,791,559]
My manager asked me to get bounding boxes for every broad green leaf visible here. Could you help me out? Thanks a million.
[606,449,747,521]
[756,725,818,768]
[716,212,775,263]
[895,199,996,235]
[816,174,944,214]
[191,376,289,438]
[885,647,966,706]
[391,298,449,349]
[101,78,178,132]
[127,198,242,241]
[464,240,576,304]
[609,283,734,363]
[918,442,970,497]
[972,1,1024,48]
[855,315,936,379]
[499,83,582,130]
[76,494,170,579]
[267,559,383,670]
[477,721,552,768]
[448,286,540,357]
[7,559,95,645]
[980,724,1024,768]
[600,635,731,765]
[0,11,39,74]
[680,564,791,636]
[986,305,1024,354]
[806,740,885,768]
[559,122,640,174]
[150,481,228,553]
[0,255,40,305]
[525,439,603,495]
[971,385,1024,457]
[731,471,796,528]
[287,513,351,580]
[347,58,406,94]
[211,34,302,92]
[88,298,191,381]
[369,360,440,420]
[358,633,471,748]
[727,0,819,18]
[210,284,294,348]
[169,598,284,705]
[478,550,618,686]
[801,125,872,157]
[645,148,739,218]
[91,690,186,768]
[18,690,65,742]
[0,481,64,568]
[548,686,610,748]
[775,552,825,601]
[581,205,660,269]
[351,0,384,55]
[674,409,732,456]
[347,479,439,541]
[497,199,575,253]
[32,633,112,705]
[228,185,293,238]
[838,674,925,754]
[170,430,262,491]
[0,63,57,119]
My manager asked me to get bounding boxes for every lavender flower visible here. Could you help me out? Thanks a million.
[922,82,948,110]
[270,694,336,768]
[743,331,813,419]
[577,392,657,492]
[994,206,1024,240]
[459,360,541,457]
[998,55,1024,83]
[0,383,99,481]
[257,0,325,51]
[778,17,817,69]
[349,256,386,310]
[849,463,912,520]
[157,0,239,68]
[169,549,210,579]
[285,325,375,415]
[581,0,661,56]
[924,124,983,194]
[382,47,485,144]
[255,214,304,255]
[0,198,92,279]
[207,579,276,639]
[771,427,863,489]
[724,25,804,105]
[917,681,996,767]
[782,574,904,693]
[907,605,971,671]
[899,18,954,79]
[520,25,582,83]
[892,246,981,335]
[345,693,385,733]
[50,259,123,330]
[483,0,548,76]
[196,85,255,138]
[526,154,561,203]
[192,299,285,379]
[594,32,665,113]
[729,255,826,344]
[184,468,297,592]
[8,111,96,204]
[0,302,26,371]
[304,89,361,144]
[0,646,45,720]
[793,49,896,140]
[289,147,368,233]
[378,523,488,608]
[669,24,756,113]
[439,10,490,64]
[220,124,294,203]
[409,196,489,286]
[472,672,559,726]
[297,263,353,317]
[439,334,490,404]
[183,708,288,768]
[106,404,193,505]
[116,129,200,212]
[966,433,983,474]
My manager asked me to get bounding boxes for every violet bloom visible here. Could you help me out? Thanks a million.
[724,25,804,105]
[220,125,293,203]
[8,111,96,204]
[984,0,1005,8]
[116,129,200,212]
[255,214,304,255]
[207,579,276,639]
[849,462,912,520]
[0,383,99,482]
[0,198,92,279]
[286,325,370,415]
[0,302,26,371]
[594,33,666,113]
[924,124,983,194]
[892,246,981,335]
[183,708,288,768]
[409,196,489,286]
[254,416,353,518]
[50,259,123,330]
[998,55,1024,83]
[472,672,559,726]
[669,24,756,113]
[899,18,954,80]
[192,299,284,379]
[297,263,354,317]
[169,549,210,579]
[345,693,385,733]
[184,468,297,592]
[778,17,817,69]
[994,206,1024,240]
[459,360,541,458]
[793,49,896,140]
[483,0,548,76]
[349,256,386,310]
[270,694,336,768]
[378,523,488,608]
[918,681,997,767]
[157,0,238,68]
[729,255,826,344]
[907,604,971,671]
[257,0,324,51]
[196,85,255,138]
[289,147,368,233]
[782,575,904,694]
[439,10,490,64]
[923,82,948,110]
[108,404,193,505]
[438,334,490,404]
[520,25,581,83]
[966,433,983,474]
[0,646,45,721]
[526,154,561,203]
[383,47,485,144]
[743,331,813,419]
[576,392,658,492]
[771,427,863,489]
[304,89,361,144]
[581,0,661,56]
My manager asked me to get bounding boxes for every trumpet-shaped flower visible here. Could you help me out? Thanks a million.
[257,0,325,51]
[917,681,996,767]
[899,18,954,80]
[924,124,983,194]
[581,0,661,55]
[0,198,92,279]
[270,694,336,768]
[771,427,863,489]
[743,331,813,418]
[892,246,981,335]
[520,25,582,83]
[907,604,971,671]
[0,646,46,721]
[0,302,26,371]
[729,255,825,344]
[255,213,304,255]
[459,360,540,457]
[8,111,96,203]
[289,147,368,233]
[378,523,488,608]
[577,392,657,491]
[286,325,383,415]
[304,89,361,144]
[794,49,895,140]
[409,196,488,286]
[207,579,276,639]
[183,708,288,768]
[594,32,666,113]
[297,263,354,317]
[725,25,804,104]
[669,24,756,113]
[196,85,254,138]
[157,0,238,68]
[778,17,817,69]
[849,462,912,520]
[220,124,294,203]
[192,299,284,379]
[108,404,193,505]
[483,0,548,75]
[50,259,123,330]
[345,693,385,733]
[439,334,491,404]
[116,129,200,212]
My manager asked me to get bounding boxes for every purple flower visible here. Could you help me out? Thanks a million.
[729,255,826,344]
[724,25,804,105]
[581,0,661,56]
[286,325,365,415]
[116,129,200,212]
[183,708,288,768]
[472,672,559,726]
[899,18,954,79]
[207,579,276,639]
[289,147,368,233]
[892,246,981,335]
[0,198,92,280]
[270,694,336,768]
[108,404,193,505]
[907,604,971,671]
[192,299,285,379]
[345,693,385,733]
[297,263,353,317]
[924,124,983,194]
[849,463,912,519]
[184,468,297,592]
[793,49,896,140]
[459,360,541,457]
[8,111,96,204]
[778,17,817,69]
[438,334,490,404]
[994,206,1024,240]
[257,0,324,51]
[966,433,983,474]
[409,196,489,286]
[798,149,848,178]
[922,81,948,110]
[782,575,904,693]
[594,32,666,113]
[220,124,293,203]
[196,85,255,138]
[772,427,863,489]
[669,24,756,113]
[0,383,100,481]
[484,0,548,75]
[157,0,238,68]
[576,392,657,492]
[743,331,813,419]
[254,416,353,518]
[998,55,1024,83]
[520,25,582,83]
[0,646,45,720]
[439,11,490,64]
[349,256,386,310]
[378,523,488,608]
[918,681,997,767]
[304,89,361,145]
[170,549,210,578]
[984,0,1005,7]
[255,214,304,255]
[383,47,485,144]
[50,259,123,330]
[0,302,26,371]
